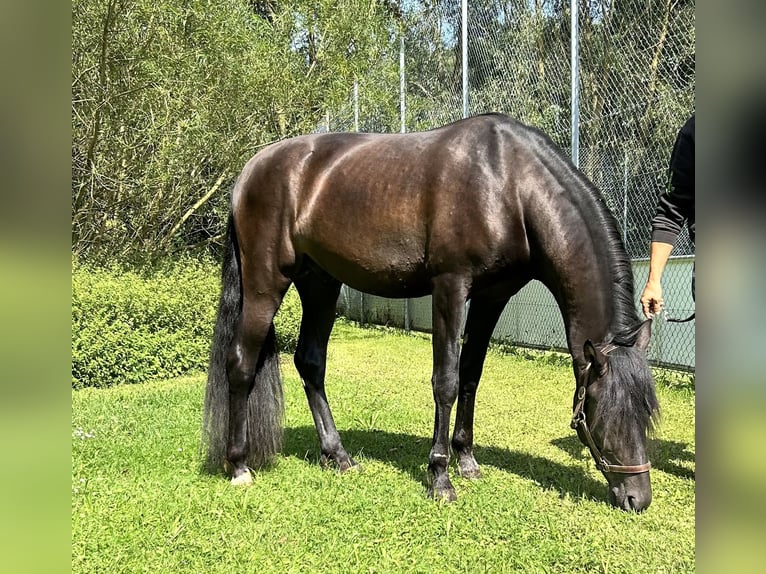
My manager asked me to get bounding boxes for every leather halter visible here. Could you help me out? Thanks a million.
[570,346,651,475]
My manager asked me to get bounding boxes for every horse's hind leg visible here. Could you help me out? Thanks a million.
[428,275,469,501]
[451,296,508,479]
[227,286,289,485]
[293,264,355,471]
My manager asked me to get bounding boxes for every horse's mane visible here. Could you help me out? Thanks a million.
[564,155,661,433]
[518,118,639,337]
[516,117,660,434]
[584,191,661,435]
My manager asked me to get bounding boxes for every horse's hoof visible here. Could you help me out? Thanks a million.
[428,485,458,503]
[338,458,360,473]
[230,470,253,486]
[320,454,359,473]
[457,465,482,480]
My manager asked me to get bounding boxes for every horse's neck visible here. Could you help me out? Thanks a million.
[563,263,613,364]
[524,151,625,365]
[535,222,616,366]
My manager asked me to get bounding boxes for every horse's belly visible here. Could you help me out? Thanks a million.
[298,236,431,298]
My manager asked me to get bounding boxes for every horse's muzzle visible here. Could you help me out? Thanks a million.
[608,473,652,512]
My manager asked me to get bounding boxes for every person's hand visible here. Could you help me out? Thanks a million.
[640,280,663,319]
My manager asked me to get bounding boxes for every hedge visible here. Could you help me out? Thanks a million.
[72,261,302,389]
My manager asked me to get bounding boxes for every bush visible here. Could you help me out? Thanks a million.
[72,261,303,389]
[274,286,301,354]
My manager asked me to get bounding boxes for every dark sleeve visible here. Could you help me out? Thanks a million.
[651,115,695,245]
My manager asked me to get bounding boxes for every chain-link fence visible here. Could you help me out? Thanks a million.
[331,0,695,370]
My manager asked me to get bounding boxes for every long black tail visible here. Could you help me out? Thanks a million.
[201,215,284,473]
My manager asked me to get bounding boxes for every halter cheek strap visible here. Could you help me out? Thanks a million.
[571,360,651,475]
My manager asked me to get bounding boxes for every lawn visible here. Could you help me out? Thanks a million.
[72,322,695,573]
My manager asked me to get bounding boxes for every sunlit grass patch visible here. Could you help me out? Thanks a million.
[73,322,694,573]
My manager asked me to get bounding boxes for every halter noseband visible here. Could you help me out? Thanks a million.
[570,345,651,475]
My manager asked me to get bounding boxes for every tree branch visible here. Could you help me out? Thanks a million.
[86,0,117,171]
[648,0,673,97]
[160,171,228,249]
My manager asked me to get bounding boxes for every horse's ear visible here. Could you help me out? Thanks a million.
[635,319,652,352]
[583,339,608,376]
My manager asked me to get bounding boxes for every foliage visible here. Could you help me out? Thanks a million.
[72,0,398,263]
[72,260,217,388]
[72,261,302,388]
[72,322,695,573]
[273,285,302,354]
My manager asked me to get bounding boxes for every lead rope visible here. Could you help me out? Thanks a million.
[663,308,695,323]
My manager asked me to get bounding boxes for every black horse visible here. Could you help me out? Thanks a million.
[202,113,659,512]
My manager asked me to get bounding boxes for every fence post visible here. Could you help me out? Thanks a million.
[400,35,406,134]
[460,0,471,334]
[623,147,629,245]
[570,0,580,167]
[354,80,365,325]
[400,33,411,331]
[462,0,468,119]
[353,80,359,132]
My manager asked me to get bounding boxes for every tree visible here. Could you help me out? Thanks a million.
[72,0,398,263]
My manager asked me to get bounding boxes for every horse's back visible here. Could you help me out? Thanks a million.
[234,115,547,296]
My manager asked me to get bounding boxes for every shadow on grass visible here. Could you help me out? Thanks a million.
[550,435,696,481]
[283,426,607,502]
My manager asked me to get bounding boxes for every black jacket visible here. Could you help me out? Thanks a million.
[651,114,695,246]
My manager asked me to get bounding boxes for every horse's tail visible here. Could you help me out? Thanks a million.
[201,214,284,473]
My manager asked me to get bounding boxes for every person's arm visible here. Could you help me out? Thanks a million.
[641,116,694,319]
[640,241,674,318]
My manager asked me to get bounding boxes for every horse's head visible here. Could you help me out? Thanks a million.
[574,320,659,512]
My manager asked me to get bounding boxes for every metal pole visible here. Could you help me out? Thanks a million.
[462,0,468,118]
[354,79,364,324]
[402,38,412,330]
[570,0,580,167]
[460,0,471,329]
[623,148,629,245]
[400,34,406,134]
[400,32,410,331]
[353,80,359,132]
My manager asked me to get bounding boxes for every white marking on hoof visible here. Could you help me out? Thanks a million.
[230,471,253,486]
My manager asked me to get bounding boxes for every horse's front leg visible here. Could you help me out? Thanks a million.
[451,296,508,479]
[293,268,356,471]
[427,275,468,501]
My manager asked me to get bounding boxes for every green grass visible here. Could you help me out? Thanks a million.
[72,322,695,573]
